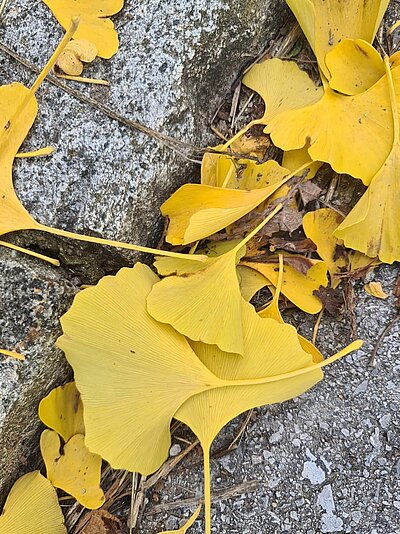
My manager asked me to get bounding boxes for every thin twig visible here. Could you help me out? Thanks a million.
[145,480,260,516]
[369,315,399,367]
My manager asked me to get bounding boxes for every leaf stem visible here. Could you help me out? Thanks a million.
[0,349,25,361]
[35,223,207,262]
[15,146,55,158]
[203,445,212,534]
[221,340,363,388]
[0,239,60,266]
[222,119,265,150]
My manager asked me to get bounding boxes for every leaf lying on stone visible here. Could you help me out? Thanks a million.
[158,505,202,534]
[40,430,105,509]
[0,30,206,266]
[43,0,124,59]
[0,471,66,533]
[56,39,98,75]
[148,205,282,355]
[364,281,389,299]
[286,0,389,78]
[39,381,85,442]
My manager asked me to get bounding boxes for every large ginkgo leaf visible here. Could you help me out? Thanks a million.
[161,169,291,246]
[242,259,327,314]
[303,208,378,287]
[267,65,399,185]
[147,205,282,355]
[286,0,390,78]
[175,301,362,534]
[326,39,385,95]
[335,57,400,264]
[0,471,66,533]
[39,382,85,442]
[40,430,105,509]
[42,0,124,58]
[242,58,323,123]
[57,263,225,474]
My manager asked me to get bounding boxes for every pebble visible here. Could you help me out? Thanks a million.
[169,444,181,457]
[302,461,326,485]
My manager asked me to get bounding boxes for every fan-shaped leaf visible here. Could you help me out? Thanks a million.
[40,430,105,509]
[0,471,66,533]
[39,382,85,442]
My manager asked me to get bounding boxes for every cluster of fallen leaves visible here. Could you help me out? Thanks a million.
[1,0,399,533]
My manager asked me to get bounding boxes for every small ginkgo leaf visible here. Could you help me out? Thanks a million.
[237,265,271,301]
[242,58,323,124]
[326,39,385,95]
[161,172,290,246]
[303,208,377,287]
[334,57,400,263]
[282,145,322,181]
[242,259,327,314]
[202,155,289,191]
[286,0,390,78]
[267,65,398,185]
[39,381,85,442]
[147,205,282,355]
[0,471,66,533]
[57,263,225,474]
[158,505,202,534]
[40,430,105,509]
[42,0,124,59]
[364,281,389,299]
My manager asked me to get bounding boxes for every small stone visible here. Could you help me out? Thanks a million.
[302,461,326,485]
[353,380,369,395]
[341,429,350,437]
[379,414,391,429]
[169,444,181,457]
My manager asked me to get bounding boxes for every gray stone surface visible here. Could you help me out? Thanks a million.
[0,0,287,506]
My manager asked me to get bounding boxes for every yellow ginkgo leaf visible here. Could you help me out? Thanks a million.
[326,39,385,95]
[242,58,323,124]
[267,65,399,185]
[286,0,390,78]
[237,265,271,301]
[58,260,362,534]
[282,144,322,181]
[242,259,327,314]
[202,155,289,191]
[57,263,226,474]
[39,382,85,442]
[147,205,282,355]
[158,505,202,534]
[161,171,291,246]
[0,30,206,266]
[40,430,105,509]
[303,208,378,288]
[364,281,389,299]
[175,300,362,533]
[0,471,66,533]
[42,0,124,59]
[334,57,400,263]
